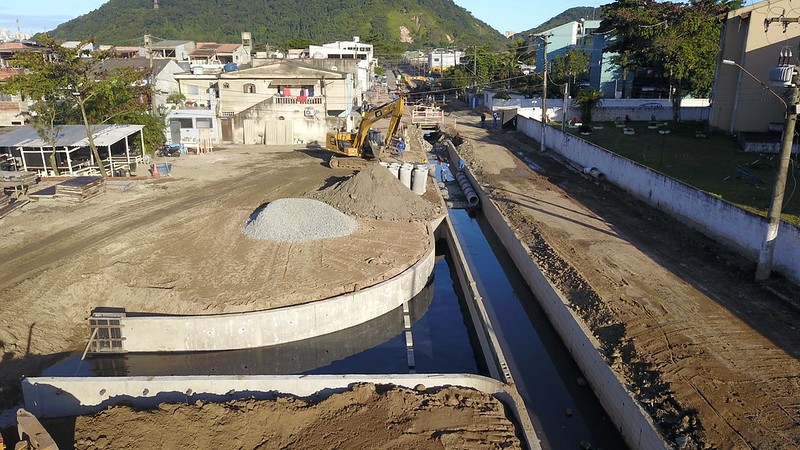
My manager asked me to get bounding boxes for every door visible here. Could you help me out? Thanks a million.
[221,118,233,142]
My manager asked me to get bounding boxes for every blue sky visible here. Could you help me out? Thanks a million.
[1,0,607,37]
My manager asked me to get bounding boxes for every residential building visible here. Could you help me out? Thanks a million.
[216,61,354,145]
[536,20,625,98]
[427,49,462,74]
[309,37,375,93]
[0,41,48,68]
[97,58,185,110]
[174,70,220,109]
[190,34,252,71]
[147,40,195,62]
[0,68,27,126]
[100,45,142,58]
[710,0,799,135]
[62,41,97,54]
[308,37,373,62]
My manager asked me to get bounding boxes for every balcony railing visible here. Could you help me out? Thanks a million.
[273,96,324,105]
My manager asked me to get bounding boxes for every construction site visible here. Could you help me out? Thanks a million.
[1,80,800,450]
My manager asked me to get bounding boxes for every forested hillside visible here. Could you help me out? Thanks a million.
[48,0,506,54]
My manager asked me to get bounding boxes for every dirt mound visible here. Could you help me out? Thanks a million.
[309,165,442,222]
[73,383,521,450]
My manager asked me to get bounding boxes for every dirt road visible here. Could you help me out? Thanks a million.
[448,112,800,449]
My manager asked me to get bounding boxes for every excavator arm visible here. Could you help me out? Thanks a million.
[351,97,405,157]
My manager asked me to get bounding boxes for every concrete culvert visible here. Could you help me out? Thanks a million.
[242,198,358,242]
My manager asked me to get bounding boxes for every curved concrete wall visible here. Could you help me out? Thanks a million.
[119,228,437,352]
[444,141,669,450]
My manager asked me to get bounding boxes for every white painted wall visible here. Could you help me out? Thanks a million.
[517,115,800,284]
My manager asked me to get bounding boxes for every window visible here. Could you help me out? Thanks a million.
[243,83,256,94]
[187,85,199,95]
[222,82,230,89]
[196,118,213,128]
[171,118,193,129]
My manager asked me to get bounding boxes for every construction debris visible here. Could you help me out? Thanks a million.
[54,177,106,202]
[0,171,38,186]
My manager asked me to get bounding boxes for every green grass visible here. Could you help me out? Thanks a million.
[565,121,800,225]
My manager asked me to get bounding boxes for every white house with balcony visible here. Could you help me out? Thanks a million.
[217,61,355,145]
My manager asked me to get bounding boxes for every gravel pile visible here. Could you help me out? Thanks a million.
[242,198,358,242]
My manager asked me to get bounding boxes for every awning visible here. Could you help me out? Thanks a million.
[0,125,144,148]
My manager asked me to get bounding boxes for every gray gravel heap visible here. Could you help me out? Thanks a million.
[242,198,358,242]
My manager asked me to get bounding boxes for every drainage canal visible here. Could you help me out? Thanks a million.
[449,208,627,450]
[43,205,628,449]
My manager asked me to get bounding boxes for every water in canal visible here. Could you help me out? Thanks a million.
[449,208,626,450]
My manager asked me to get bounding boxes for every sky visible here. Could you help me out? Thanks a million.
[0,0,608,37]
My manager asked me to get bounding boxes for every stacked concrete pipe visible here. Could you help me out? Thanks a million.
[455,170,479,206]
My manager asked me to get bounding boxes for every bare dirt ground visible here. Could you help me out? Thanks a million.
[0,145,444,411]
[447,110,800,449]
[72,383,521,450]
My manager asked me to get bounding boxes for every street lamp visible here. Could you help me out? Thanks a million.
[721,58,798,280]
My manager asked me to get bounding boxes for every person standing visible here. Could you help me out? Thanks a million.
[397,138,406,159]
[440,162,449,182]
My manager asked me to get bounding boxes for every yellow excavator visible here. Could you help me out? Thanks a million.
[325,97,405,169]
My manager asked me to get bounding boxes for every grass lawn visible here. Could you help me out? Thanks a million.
[564,121,800,225]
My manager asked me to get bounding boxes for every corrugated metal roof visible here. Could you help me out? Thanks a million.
[0,125,144,148]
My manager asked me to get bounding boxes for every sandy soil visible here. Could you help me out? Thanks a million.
[447,112,800,449]
[72,383,521,450]
[0,145,442,410]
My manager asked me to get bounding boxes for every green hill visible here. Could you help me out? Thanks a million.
[47,0,506,53]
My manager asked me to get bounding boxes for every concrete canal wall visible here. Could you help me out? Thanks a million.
[444,140,670,450]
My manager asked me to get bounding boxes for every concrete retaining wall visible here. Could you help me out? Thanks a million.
[22,374,504,419]
[444,140,669,450]
[117,227,438,352]
[517,115,800,285]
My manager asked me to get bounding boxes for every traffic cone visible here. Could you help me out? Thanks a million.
[151,162,161,179]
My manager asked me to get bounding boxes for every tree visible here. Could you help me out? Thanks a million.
[4,35,158,177]
[575,88,602,123]
[599,0,743,121]
[550,48,590,95]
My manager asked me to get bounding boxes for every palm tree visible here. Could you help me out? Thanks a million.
[574,88,602,123]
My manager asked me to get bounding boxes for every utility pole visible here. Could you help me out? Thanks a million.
[754,20,800,280]
[562,82,569,132]
[144,34,157,115]
[531,33,552,152]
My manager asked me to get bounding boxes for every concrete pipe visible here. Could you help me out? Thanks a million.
[399,164,413,189]
[411,164,429,195]
[583,166,606,181]
[388,163,401,179]
[456,171,479,206]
